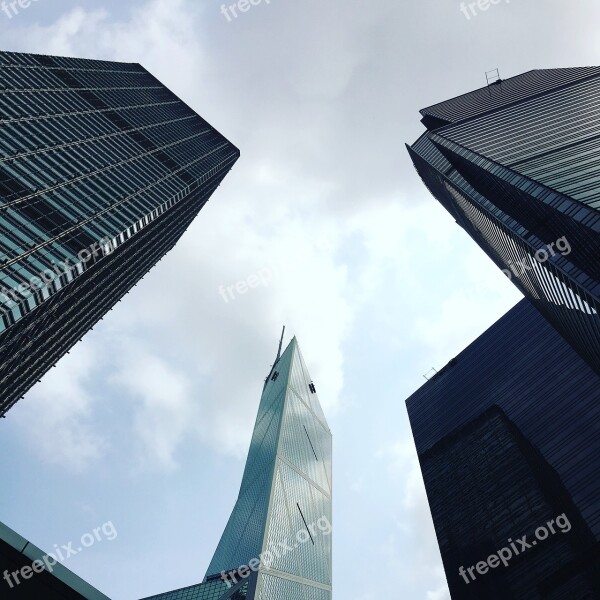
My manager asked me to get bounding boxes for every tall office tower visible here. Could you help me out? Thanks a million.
[142,336,333,600]
[407,68,600,376]
[406,299,600,599]
[0,51,239,416]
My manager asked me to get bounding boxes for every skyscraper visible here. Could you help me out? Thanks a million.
[406,299,600,599]
[407,68,600,376]
[0,50,239,416]
[142,336,333,600]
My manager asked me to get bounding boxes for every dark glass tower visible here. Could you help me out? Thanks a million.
[0,50,239,416]
[142,337,333,600]
[407,68,600,376]
[406,299,600,599]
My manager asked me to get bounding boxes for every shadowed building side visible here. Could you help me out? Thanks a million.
[407,67,600,376]
[406,299,600,599]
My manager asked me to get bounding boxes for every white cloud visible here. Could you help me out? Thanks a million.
[12,339,107,472]
[108,340,196,470]
[427,582,451,600]
[376,438,450,599]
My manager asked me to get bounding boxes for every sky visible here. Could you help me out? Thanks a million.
[0,0,599,598]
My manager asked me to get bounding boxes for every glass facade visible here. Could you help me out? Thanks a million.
[406,299,600,599]
[0,50,239,416]
[142,338,332,600]
[407,68,600,376]
[142,578,250,600]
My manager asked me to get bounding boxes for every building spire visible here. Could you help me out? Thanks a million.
[275,325,285,362]
[263,326,286,391]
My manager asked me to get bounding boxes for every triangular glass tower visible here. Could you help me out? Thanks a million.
[142,336,332,600]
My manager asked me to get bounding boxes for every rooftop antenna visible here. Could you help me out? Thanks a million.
[485,68,503,97]
[276,325,285,362]
[264,326,286,391]
[423,367,438,381]
[485,68,502,86]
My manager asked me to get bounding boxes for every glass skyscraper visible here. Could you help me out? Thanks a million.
[142,336,333,600]
[406,299,600,599]
[0,50,239,416]
[407,68,600,376]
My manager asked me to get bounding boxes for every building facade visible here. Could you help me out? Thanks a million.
[406,299,600,599]
[407,68,600,376]
[0,50,239,416]
[142,337,332,600]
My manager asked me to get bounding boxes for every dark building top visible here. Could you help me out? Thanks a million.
[406,299,600,599]
[420,67,600,128]
[408,66,600,376]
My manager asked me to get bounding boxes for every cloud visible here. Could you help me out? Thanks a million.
[12,338,107,472]
[107,340,196,470]
[376,438,450,599]
[426,582,451,600]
